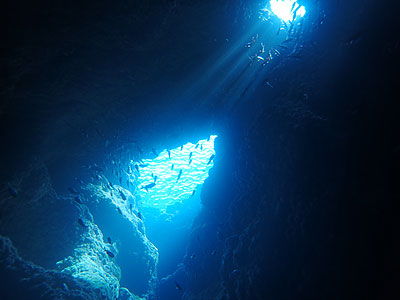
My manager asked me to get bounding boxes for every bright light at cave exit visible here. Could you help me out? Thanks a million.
[132,135,217,212]
[269,0,306,22]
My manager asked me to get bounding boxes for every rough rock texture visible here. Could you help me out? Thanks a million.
[0,235,103,299]
[0,161,81,268]
[0,0,398,299]
[85,183,159,298]
[158,1,398,300]
[0,162,154,299]
[56,209,122,300]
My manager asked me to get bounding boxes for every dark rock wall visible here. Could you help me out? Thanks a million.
[0,0,398,299]
[0,161,81,268]
[174,1,398,300]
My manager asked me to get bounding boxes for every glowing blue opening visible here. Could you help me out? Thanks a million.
[269,0,306,22]
[132,135,217,212]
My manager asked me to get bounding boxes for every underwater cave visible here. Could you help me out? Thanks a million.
[0,0,398,300]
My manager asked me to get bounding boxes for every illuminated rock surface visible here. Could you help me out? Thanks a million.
[0,0,398,300]
[85,183,159,298]
[56,211,122,300]
[0,235,103,300]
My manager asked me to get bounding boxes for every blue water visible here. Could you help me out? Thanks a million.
[133,135,217,213]
[0,0,394,299]
[54,135,217,298]
[136,135,217,278]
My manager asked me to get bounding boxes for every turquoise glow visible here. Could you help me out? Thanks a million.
[269,0,306,22]
[57,216,121,300]
[132,135,217,212]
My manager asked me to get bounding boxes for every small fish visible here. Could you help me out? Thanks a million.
[248,54,256,62]
[188,159,192,165]
[195,143,199,149]
[74,196,83,204]
[191,190,196,196]
[117,207,122,215]
[7,184,17,197]
[142,182,156,191]
[265,81,274,88]
[190,253,196,260]
[189,152,193,160]
[62,283,69,292]
[256,55,265,61]
[207,136,210,142]
[176,170,182,182]
[207,154,215,165]
[108,181,114,189]
[130,204,133,213]
[153,175,158,183]
[107,237,112,244]
[94,174,102,180]
[260,42,265,53]
[139,163,148,168]
[119,190,127,201]
[200,144,203,151]
[105,249,115,258]
[168,150,171,159]
[211,250,217,256]
[180,145,183,151]
[171,164,174,170]
[175,281,182,291]
[77,218,87,228]
[135,164,140,173]
[273,48,280,56]
[137,212,142,220]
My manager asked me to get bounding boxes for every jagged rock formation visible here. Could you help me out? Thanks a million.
[0,161,81,268]
[85,183,159,298]
[0,162,158,299]
[0,0,398,299]
[0,235,103,300]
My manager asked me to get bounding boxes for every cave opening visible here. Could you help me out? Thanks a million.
[56,135,218,298]
[131,135,217,279]
[268,0,306,23]
[0,0,395,299]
